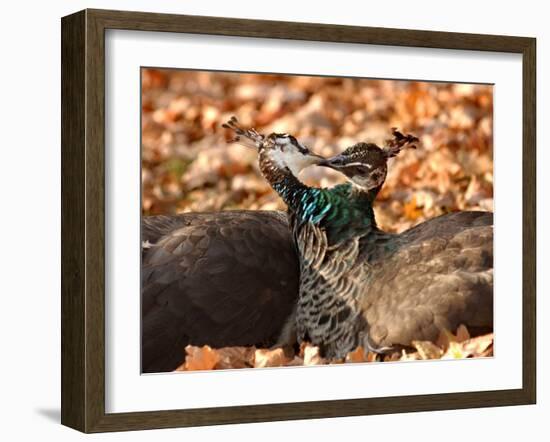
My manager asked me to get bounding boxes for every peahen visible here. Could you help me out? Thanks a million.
[142,124,390,372]
[142,214,301,374]
[144,115,493,370]
[224,117,493,359]
[141,137,324,372]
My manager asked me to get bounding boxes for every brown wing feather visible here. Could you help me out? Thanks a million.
[141,211,299,373]
[360,211,493,347]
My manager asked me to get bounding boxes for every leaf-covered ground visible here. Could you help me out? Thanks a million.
[142,69,494,370]
[178,326,493,371]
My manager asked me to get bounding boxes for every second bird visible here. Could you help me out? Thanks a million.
[225,117,494,359]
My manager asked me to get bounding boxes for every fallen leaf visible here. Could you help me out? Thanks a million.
[183,345,220,371]
[412,340,443,360]
[403,196,424,221]
[214,346,256,369]
[286,356,305,366]
[436,328,457,351]
[384,352,402,362]
[442,333,494,359]
[456,324,471,342]
[400,350,422,361]
[461,333,494,357]
[366,352,379,362]
[303,345,326,365]
[441,341,467,359]
[345,346,367,363]
[254,348,287,368]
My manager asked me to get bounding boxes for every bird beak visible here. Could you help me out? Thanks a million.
[296,153,326,170]
[318,154,346,169]
[307,153,326,165]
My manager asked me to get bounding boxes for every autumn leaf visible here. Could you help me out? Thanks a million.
[461,334,494,358]
[286,356,305,366]
[403,196,424,221]
[345,346,367,363]
[214,346,256,369]
[441,333,494,359]
[384,352,402,362]
[456,324,471,342]
[254,348,287,368]
[441,341,468,359]
[400,350,422,361]
[412,340,443,360]
[303,345,326,366]
[182,345,219,371]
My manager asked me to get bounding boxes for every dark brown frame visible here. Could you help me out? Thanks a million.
[61,8,536,433]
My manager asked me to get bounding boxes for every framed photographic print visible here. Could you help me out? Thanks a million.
[61,9,536,433]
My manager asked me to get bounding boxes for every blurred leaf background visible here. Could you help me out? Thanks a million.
[141,69,493,233]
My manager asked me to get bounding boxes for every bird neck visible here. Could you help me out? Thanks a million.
[350,182,382,205]
[258,150,381,244]
[259,150,310,209]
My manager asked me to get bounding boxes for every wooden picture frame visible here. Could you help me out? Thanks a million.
[61,8,536,433]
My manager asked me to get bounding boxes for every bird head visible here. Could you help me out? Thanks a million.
[223,116,324,176]
[261,133,324,175]
[319,129,418,192]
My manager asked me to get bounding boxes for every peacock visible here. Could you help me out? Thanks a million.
[141,127,331,372]
[142,122,393,372]
[142,211,301,373]
[224,117,493,359]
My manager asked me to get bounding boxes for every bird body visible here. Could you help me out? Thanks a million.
[358,210,492,349]
[224,117,494,359]
[141,210,299,373]
[293,195,493,357]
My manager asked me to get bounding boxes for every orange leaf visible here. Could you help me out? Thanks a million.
[214,346,256,370]
[366,351,379,362]
[286,356,305,366]
[184,345,220,371]
[403,196,423,221]
[254,348,287,368]
[345,346,367,363]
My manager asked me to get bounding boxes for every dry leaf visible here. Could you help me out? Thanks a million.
[183,345,219,371]
[436,328,457,351]
[254,348,287,368]
[400,350,422,361]
[456,324,470,342]
[366,352,379,362]
[403,196,424,221]
[461,333,494,357]
[345,346,367,363]
[479,345,494,358]
[214,346,256,369]
[412,340,443,360]
[286,356,305,366]
[303,345,326,366]
[442,333,494,359]
[441,341,467,359]
[384,352,402,362]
